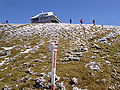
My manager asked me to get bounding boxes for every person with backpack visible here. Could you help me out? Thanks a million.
[93,19,96,25]
[70,19,72,24]
[80,19,84,24]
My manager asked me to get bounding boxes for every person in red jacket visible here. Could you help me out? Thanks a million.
[93,19,96,25]
[80,19,84,24]
[6,20,8,23]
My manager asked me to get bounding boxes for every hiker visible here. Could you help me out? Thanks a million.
[70,19,72,24]
[93,19,96,25]
[6,20,8,23]
[80,19,84,24]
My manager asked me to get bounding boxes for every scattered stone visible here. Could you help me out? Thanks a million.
[72,87,81,90]
[61,62,70,64]
[43,66,47,68]
[25,68,34,75]
[101,79,107,83]
[85,61,100,71]
[21,76,31,82]
[0,60,6,66]
[57,82,66,90]
[105,60,111,64]
[33,59,44,63]
[30,50,36,54]
[47,72,52,77]
[64,53,70,57]
[70,77,78,85]
[41,66,48,71]
[37,73,46,77]
[72,87,88,90]
[92,44,101,49]
[0,78,4,81]
[6,73,12,77]
[0,50,7,56]
[6,51,11,56]
[68,57,80,61]
[63,55,80,62]
[101,57,105,59]
[29,64,36,67]
[97,37,107,43]
[91,56,97,59]
[1,85,12,90]
[81,48,88,52]
[74,52,83,57]
[108,86,115,90]
[21,63,29,67]
[2,47,13,50]
[55,75,60,82]
[42,56,47,59]
[20,48,33,54]
[15,84,19,87]
[34,77,46,88]
[93,50,99,53]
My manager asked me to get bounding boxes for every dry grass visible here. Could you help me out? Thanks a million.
[0,24,120,90]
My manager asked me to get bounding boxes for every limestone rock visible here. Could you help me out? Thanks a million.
[57,82,66,90]
[70,77,78,85]
[34,77,46,88]
[1,85,12,90]
[85,61,100,72]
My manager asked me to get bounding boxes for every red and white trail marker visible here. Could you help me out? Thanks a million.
[50,41,58,90]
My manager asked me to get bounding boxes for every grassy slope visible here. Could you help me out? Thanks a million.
[0,24,120,90]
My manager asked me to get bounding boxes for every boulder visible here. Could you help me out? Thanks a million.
[70,77,78,85]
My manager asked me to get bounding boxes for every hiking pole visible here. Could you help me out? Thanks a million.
[50,41,58,90]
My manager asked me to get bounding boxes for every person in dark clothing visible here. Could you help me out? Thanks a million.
[93,19,96,25]
[80,19,84,24]
[70,19,72,24]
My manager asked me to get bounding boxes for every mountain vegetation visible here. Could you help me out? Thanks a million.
[0,23,120,90]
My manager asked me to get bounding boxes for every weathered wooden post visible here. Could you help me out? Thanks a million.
[50,41,58,90]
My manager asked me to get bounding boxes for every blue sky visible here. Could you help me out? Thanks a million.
[0,0,120,25]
